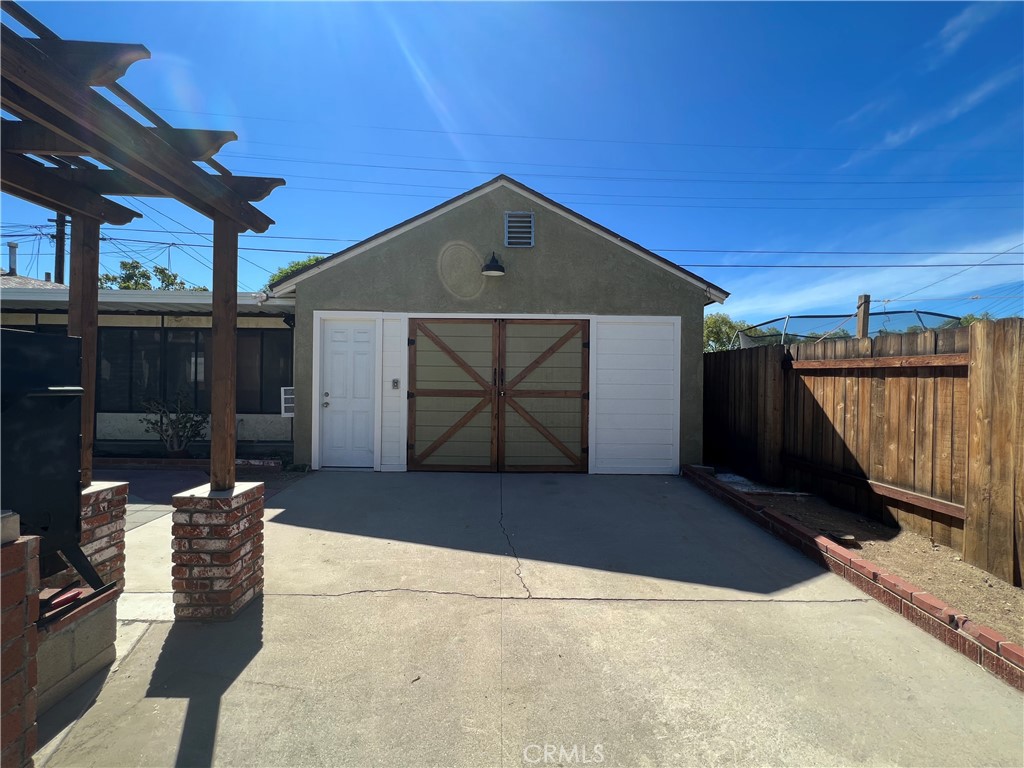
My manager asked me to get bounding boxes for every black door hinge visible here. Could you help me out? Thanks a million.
[408,337,416,346]
[407,391,416,399]
[582,392,590,400]
[582,341,590,349]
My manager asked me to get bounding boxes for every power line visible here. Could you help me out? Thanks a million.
[878,295,1024,301]
[887,243,1024,303]
[281,185,1018,211]
[155,107,1019,155]
[345,148,1023,182]
[237,141,1023,181]
[124,198,268,285]
[218,171,1024,200]
[224,153,1024,186]
[101,235,209,290]
[7,222,1023,257]
[97,237,1024,269]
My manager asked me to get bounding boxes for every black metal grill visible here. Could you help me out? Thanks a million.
[0,328,104,590]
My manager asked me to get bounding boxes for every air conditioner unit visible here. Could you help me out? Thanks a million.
[280,386,295,417]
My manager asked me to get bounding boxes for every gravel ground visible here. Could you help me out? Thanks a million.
[757,492,1023,645]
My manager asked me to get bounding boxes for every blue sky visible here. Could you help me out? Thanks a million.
[2,1,1022,326]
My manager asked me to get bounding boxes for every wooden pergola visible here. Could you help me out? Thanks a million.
[1,1,285,490]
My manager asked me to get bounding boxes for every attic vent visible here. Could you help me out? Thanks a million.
[280,386,295,417]
[504,212,535,247]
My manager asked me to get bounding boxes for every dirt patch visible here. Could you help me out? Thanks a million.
[757,492,1023,645]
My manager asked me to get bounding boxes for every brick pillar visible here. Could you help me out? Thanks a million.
[40,482,128,594]
[1,536,40,768]
[171,483,264,621]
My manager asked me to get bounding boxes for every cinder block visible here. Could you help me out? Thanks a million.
[70,603,116,668]
[36,629,74,693]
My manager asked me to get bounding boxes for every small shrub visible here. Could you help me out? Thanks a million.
[140,392,209,454]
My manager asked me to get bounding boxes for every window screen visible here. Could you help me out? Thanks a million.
[98,328,131,411]
[130,329,162,411]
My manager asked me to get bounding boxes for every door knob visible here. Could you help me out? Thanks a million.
[322,402,329,408]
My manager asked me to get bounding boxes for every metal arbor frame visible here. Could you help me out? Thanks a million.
[0,1,285,489]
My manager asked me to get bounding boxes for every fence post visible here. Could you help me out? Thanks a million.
[856,294,871,339]
[964,319,1016,583]
[761,345,785,485]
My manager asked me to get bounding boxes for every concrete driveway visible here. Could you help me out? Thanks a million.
[40,472,1023,767]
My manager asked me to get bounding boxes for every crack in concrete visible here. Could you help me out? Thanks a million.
[263,588,873,604]
[497,474,532,599]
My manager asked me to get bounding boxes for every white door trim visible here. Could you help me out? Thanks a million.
[312,311,384,471]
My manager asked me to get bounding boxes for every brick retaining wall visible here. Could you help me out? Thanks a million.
[40,482,127,594]
[1,536,40,768]
[682,466,1024,692]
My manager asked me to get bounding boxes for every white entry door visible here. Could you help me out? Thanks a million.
[320,320,377,467]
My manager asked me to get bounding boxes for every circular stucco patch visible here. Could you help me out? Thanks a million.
[438,242,485,300]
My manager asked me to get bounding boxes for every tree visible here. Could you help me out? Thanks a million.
[808,327,852,341]
[267,255,324,288]
[703,313,785,351]
[704,313,747,352]
[939,312,995,328]
[99,259,207,291]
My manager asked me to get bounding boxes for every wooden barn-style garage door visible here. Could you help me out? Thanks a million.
[408,319,589,472]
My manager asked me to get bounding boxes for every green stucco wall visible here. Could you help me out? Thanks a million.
[290,185,711,467]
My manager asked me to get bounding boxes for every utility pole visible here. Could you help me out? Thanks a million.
[49,214,67,284]
[856,294,871,339]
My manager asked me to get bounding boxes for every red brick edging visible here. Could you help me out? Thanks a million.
[681,466,1024,692]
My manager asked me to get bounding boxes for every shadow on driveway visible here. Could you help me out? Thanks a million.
[146,599,264,768]
[268,471,828,596]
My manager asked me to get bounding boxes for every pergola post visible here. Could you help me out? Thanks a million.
[67,214,99,488]
[210,213,238,491]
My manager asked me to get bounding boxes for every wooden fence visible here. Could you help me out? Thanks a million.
[703,318,1023,586]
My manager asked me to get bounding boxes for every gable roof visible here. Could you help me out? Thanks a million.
[0,272,65,290]
[269,175,729,304]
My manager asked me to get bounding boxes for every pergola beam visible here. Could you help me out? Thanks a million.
[48,167,285,202]
[27,40,150,86]
[1,120,239,162]
[1,151,141,224]
[1,26,274,232]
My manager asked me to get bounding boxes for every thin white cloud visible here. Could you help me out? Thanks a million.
[719,232,1023,320]
[836,96,895,129]
[838,65,1021,168]
[927,3,1005,66]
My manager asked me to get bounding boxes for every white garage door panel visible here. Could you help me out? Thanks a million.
[597,455,679,470]
[599,412,677,430]
[596,383,677,401]
[597,443,677,460]
[597,323,676,341]
[596,398,676,416]
[591,317,681,475]
[598,425,675,441]
[597,368,676,386]
[597,354,676,371]
[596,338,678,355]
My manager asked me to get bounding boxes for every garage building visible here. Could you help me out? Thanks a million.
[271,175,728,474]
